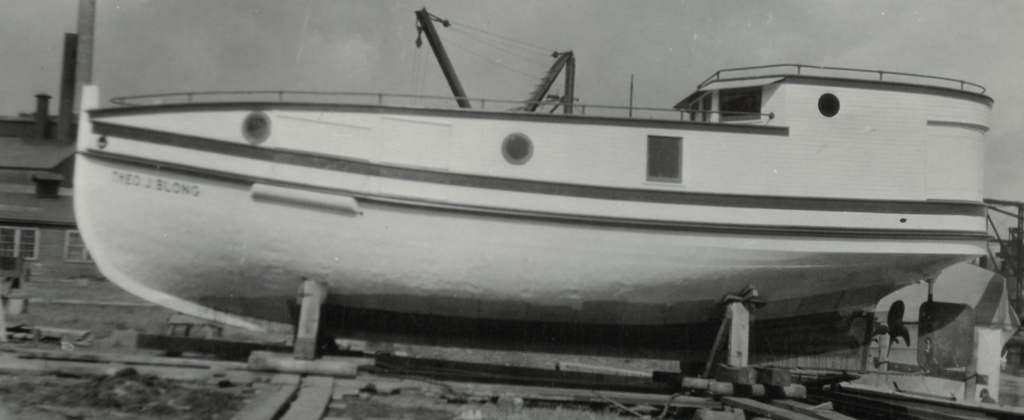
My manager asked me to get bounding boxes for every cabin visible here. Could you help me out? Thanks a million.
[670,64,990,204]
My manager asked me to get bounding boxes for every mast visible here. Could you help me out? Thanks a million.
[415,8,471,109]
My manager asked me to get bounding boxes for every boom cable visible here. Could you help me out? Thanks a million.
[443,37,541,80]
[447,19,554,54]
[447,26,552,67]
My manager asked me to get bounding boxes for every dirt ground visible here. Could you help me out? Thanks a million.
[0,368,249,420]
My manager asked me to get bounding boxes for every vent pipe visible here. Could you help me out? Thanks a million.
[34,94,51,140]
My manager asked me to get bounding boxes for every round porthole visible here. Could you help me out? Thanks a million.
[502,132,533,165]
[818,93,840,117]
[242,111,271,144]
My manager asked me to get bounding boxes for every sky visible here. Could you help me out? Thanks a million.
[2,0,1023,200]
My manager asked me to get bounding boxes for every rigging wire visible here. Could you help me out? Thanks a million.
[443,36,541,81]
[447,19,554,54]
[446,26,552,67]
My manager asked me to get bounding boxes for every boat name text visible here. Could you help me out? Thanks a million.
[111,170,200,197]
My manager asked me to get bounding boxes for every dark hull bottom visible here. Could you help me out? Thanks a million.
[288,302,873,364]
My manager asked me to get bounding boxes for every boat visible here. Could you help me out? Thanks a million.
[72,14,993,358]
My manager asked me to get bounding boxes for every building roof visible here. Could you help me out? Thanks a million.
[0,184,75,227]
[0,136,75,170]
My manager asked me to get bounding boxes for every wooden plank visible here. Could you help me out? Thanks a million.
[280,376,334,420]
[722,397,816,420]
[442,380,721,410]
[294,280,327,360]
[230,382,300,420]
[15,348,249,370]
[771,400,857,420]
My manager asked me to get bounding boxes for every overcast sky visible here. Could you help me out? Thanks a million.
[3,0,1022,200]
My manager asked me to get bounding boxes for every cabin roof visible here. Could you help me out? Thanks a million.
[674,64,992,110]
[0,136,75,170]
[0,184,75,226]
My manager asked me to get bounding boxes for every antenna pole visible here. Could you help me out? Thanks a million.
[628,74,634,118]
[415,8,471,108]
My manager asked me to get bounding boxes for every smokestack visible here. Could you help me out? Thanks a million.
[58,33,78,144]
[34,94,51,140]
[74,0,96,110]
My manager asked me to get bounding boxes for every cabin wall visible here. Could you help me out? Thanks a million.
[774,82,988,202]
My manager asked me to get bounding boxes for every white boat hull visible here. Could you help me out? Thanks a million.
[71,86,990,355]
[75,153,979,328]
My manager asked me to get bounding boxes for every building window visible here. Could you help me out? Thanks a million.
[647,136,682,183]
[0,227,39,260]
[719,88,762,120]
[65,230,92,263]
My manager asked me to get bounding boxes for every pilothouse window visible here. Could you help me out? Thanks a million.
[719,88,762,120]
[647,136,682,183]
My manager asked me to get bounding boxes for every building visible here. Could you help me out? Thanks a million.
[0,94,100,280]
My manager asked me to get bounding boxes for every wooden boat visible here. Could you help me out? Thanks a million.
[71,61,992,357]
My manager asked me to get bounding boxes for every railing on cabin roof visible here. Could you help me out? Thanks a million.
[698,64,986,94]
[108,90,775,123]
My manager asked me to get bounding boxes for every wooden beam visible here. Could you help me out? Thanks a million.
[770,400,857,420]
[279,376,334,420]
[230,381,300,420]
[294,279,327,360]
[721,397,817,420]
[249,351,364,377]
[727,301,750,367]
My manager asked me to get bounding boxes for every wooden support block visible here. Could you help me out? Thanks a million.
[722,397,816,420]
[756,367,792,387]
[248,351,359,377]
[280,376,334,420]
[716,364,757,385]
[682,377,806,399]
[726,301,750,367]
[294,279,327,360]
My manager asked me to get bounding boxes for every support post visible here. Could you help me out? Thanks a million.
[294,279,327,360]
[727,300,750,367]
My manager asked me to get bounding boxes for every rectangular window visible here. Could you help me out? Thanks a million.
[65,230,93,263]
[646,136,682,183]
[0,226,39,260]
[719,87,762,120]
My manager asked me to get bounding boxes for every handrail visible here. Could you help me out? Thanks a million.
[697,64,986,94]
[109,90,779,121]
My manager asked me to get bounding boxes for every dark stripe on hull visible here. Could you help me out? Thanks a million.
[82,150,989,240]
[91,102,790,135]
[91,121,986,217]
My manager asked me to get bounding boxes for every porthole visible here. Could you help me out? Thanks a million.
[502,132,533,165]
[818,93,840,117]
[97,136,108,149]
[242,111,271,144]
